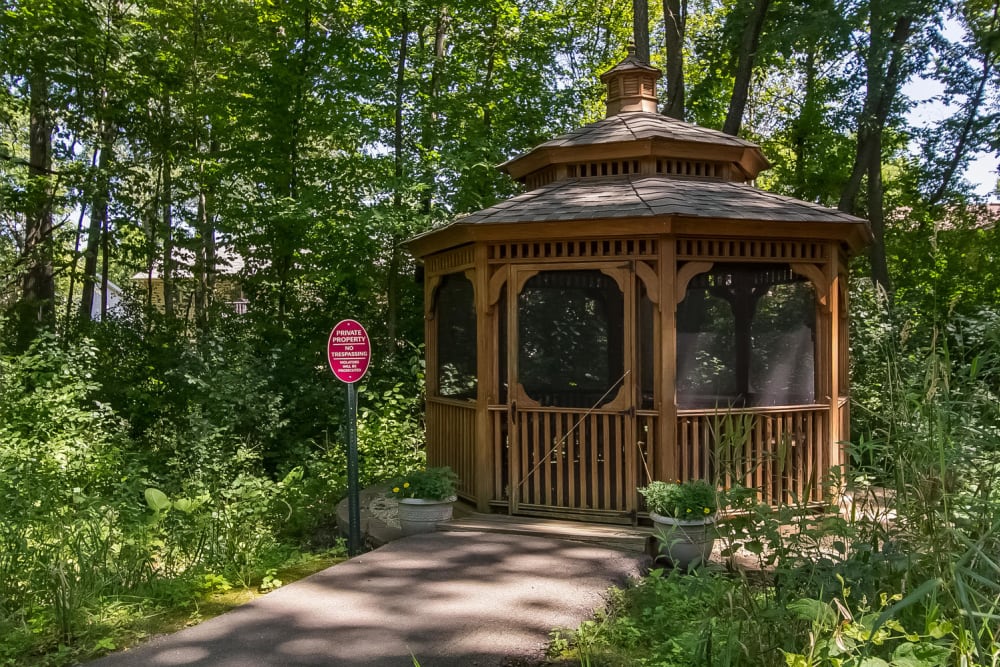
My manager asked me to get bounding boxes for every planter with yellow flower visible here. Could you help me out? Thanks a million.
[390,467,459,536]
[639,479,719,569]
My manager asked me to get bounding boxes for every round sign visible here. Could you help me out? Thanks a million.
[327,319,371,383]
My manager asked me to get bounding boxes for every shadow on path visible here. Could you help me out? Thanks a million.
[88,531,649,667]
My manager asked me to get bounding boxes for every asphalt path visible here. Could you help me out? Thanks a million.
[87,531,648,667]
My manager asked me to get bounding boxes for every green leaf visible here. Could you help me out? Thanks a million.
[144,487,171,512]
[787,598,837,627]
[891,641,951,667]
[857,658,889,667]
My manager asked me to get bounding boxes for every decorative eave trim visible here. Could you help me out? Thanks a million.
[407,214,873,259]
[501,138,770,182]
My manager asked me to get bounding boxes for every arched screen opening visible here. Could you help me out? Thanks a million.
[676,290,737,407]
[435,273,477,399]
[676,263,816,409]
[518,270,624,408]
[751,281,816,406]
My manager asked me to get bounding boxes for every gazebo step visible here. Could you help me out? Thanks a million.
[438,512,652,553]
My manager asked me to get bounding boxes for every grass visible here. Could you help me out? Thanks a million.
[1,549,347,667]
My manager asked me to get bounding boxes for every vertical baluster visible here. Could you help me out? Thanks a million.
[602,414,612,509]
[691,417,700,481]
[554,413,565,507]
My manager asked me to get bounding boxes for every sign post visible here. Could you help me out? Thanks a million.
[327,319,371,557]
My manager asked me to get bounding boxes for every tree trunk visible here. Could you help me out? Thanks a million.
[722,0,771,136]
[16,66,55,349]
[663,0,686,119]
[838,11,913,212]
[866,132,891,294]
[194,132,217,332]
[837,3,915,298]
[927,25,996,206]
[634,0,650,63]
[387,7,410,355]
[161,97,175,320]
[80,125,114,322]
[420,6,447,214]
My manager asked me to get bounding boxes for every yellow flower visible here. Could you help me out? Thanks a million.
[392,487,400,493]
[686,508,692,513]
[403,482,410,488]
[703,507,710,514]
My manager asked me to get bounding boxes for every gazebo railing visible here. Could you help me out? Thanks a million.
[487,407,657,522]
[426,398,477,501]
[676,405,831,506]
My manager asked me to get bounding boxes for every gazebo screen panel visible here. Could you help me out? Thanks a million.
[435,273,477,400]
[517,270,624,408]
[676,263,817,409]
[751,281,816,406]
[676,291,738,406]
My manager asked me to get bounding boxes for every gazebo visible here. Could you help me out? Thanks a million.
[408,48,872,524]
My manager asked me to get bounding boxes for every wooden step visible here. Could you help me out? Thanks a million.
[438,512,652,553]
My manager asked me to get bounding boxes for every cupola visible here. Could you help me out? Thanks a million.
[599,44,661,116]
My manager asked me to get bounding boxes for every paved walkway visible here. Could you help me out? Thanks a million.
[88,531,649,666]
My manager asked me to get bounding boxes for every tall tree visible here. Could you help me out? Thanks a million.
[722,0,772,136]
[838,0,934,294]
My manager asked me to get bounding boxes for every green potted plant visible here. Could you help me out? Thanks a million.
[639,479,719,569]
[389,467,459,535]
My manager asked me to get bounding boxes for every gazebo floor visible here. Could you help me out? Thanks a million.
[438,504,654,554]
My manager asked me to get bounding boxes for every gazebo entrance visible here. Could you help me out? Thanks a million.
[501,263,644,520]
[410,48,871,525]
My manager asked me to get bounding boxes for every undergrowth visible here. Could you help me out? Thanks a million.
[551,297,1000,666]
[0,327,424,665]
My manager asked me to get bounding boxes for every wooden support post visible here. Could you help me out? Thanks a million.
[826,246,843,498]
[473,246,493,512]
[657,237,677,483]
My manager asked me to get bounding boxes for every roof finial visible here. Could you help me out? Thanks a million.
[626,42,637,59]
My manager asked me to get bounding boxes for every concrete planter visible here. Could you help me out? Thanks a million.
[648,511,717,569]
[398,496,457,536]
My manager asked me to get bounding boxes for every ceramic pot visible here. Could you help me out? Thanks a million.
[648,511,717,569]
[397,496,457,536]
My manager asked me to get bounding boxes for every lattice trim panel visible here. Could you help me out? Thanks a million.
[567,160,642,179]
[655,159,723,178]
[489,238,658,261]
[677,238,829,262]
[425,245,475,275]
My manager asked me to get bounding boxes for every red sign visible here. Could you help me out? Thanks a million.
[327,319,371,383]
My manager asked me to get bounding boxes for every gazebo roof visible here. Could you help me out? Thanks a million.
[501,112,769,181]
[408,175,872,256]
[461,175,862,224]
[408,48,871,259]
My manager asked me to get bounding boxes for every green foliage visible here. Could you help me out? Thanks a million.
[639,480,718,518]
[0,317,419,663]
[562,296,1000,665]
[389,466,459,501]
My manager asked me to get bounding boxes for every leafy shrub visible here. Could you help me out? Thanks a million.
[639,480,718,518]
[388,466,459,500]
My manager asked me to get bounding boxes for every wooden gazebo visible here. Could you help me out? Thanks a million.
[408,48,872,524]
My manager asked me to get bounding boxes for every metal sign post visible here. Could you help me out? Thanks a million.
[327,319,372,557]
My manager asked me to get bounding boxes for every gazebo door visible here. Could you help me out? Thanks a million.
[505,265,636,522]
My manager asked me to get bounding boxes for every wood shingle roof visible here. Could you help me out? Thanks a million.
[454,176,865,225]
